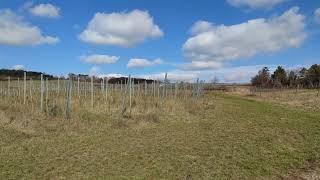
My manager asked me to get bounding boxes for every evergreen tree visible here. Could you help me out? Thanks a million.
[271,66,287,87]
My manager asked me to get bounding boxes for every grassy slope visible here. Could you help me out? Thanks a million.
[0,94,320,179]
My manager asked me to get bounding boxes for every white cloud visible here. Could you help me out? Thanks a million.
[314,8,320,24]
[79,9,163,47]
[141,65,274,83]
[90,65,270,83]
[127,58,163,68]
[96,72,195,82]
[180,61,223,71]
[138,71,199,82]
[216,65,276,83]
[224,71,247,82]
[0,9,59,46]
[87,64,309,83]
[98,73,126,78]
[183,7,305,67]
[29,3,60,18]
[81,54,119,64]
[12,64,25,70]
[227,0,287,9]
[190,20,214,35]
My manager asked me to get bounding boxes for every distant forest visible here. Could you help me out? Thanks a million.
[0,69,55,80]
[2,65,319,87]
[251,64,320,88]
[0,69,156,84]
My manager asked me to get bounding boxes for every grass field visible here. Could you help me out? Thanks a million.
[228,87,320,112]
[1,92,320,179]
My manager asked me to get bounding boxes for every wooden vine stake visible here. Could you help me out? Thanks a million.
[23,72,26,105]
[129,75,132,114]
[120,77,128,116]
[77,76,80,99]
[91,76,94,108]
[40,74,44,112]
[105,78,108,103]
[65,77,72,119]
[57,77,60,95]
[8,76,10,98]
[164,73,168,98]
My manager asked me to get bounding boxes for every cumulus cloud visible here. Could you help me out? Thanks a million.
[227,0,287,9]
[90,65,273,83]
[12,64,25,70]
[180,61,223,71]
[96,72,195,82]
[29,3,60,18]
[81,54,119,64]
[0,9,59,45]
[216,65,276,82]
[190,20,214,35]
[88,64,308,83]
[314,8,320,24]
[127,58,163,68]
[98,73,126,78]
[138,71,199,82]
[79,10,163,47]
[141,65,276,83]
[183,7,305,67]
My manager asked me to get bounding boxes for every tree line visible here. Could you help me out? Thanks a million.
[0,69,157,84]
[251,64,320,88]
[0,69,55,80]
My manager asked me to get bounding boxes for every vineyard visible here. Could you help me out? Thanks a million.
[1,73,320,179]
[0,73,205,120]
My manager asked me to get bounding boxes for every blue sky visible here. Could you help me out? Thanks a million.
[0,0,319,82]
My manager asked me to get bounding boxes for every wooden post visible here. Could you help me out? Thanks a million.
[23,72,26,105]
[164,73,168,98]
[17,77,20,98]
[144,80,147,96]
[105,78,108,103]
[129,75,132,111]
[29,78,33,100]
[175,82,178,99]
[196,78,200,98]
[46,78,49,113]
[84,79,87,99]
[132,78,135,98]
[91,76,94,108]
[40,74,44,111]
[137,81,140,97]
[184,83,187,100]
[120,78,127,115]
[101,78,104,94]
[157,81,160,98]
[120,80,123,93]
[8,76,10,98]
[65,77,72,119]
[57,77,60,95]
[77,76,80,99]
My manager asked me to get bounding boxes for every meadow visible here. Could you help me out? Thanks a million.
[228,86,320,112]
[0,78,320,179]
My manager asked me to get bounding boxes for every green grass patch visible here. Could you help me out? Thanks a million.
[1,93,320,179]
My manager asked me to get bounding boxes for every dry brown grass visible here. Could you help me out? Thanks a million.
[226,86,320,112]
[1,83,320,179]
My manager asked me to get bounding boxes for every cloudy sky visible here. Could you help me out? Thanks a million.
[0,0,319,83]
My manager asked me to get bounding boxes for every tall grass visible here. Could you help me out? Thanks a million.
[0,77,204,122]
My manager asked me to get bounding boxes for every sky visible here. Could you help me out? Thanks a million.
[0,0,319,83]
